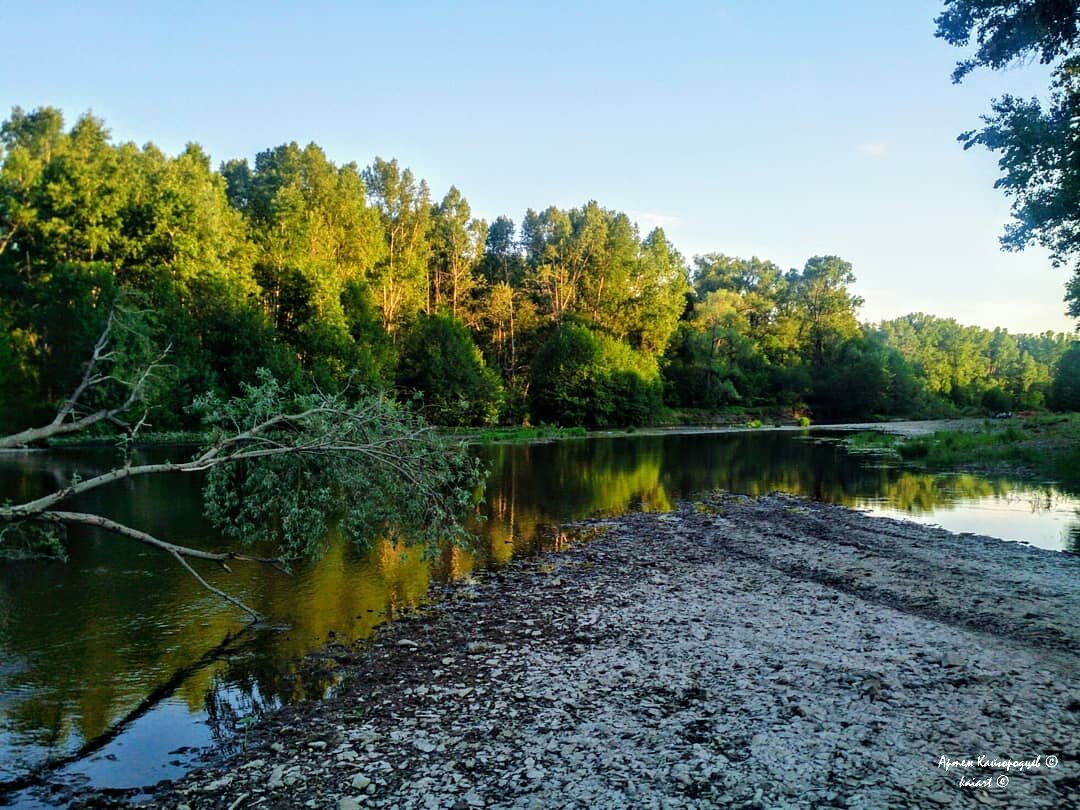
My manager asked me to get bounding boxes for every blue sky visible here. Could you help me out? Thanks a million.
[2,0,1074,333]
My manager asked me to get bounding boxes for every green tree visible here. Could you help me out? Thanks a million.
[362,157,431,330]
[936,0,1080,318]
[220,142,384,388]
[430,186,486,317]
[530,324,662,426]
[1049,341,1080,410]
[784,256,862,368]
[397,313,502,426]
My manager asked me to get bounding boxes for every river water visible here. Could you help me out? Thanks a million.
[0,428,1077,805]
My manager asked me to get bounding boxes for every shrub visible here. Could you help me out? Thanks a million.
[1049,342,1080,412]
[397,314,503,426]
[529,324,663,426]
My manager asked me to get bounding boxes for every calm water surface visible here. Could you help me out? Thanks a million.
[1,429,1077,805]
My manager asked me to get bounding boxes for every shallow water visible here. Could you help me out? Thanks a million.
[0,429,1076,804]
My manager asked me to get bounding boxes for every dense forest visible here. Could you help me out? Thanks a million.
[0,106,1077,433]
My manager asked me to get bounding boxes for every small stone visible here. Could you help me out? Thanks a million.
[351,773,371,791]
[398,639,420,648]
[338,799,362,810]
[941,652,964,668]
[202,775,232,792]
[308,740,328,750]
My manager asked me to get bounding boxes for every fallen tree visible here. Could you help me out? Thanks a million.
[0,309,483,620]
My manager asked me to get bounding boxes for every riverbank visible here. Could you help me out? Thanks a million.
[33,415,977,451]
[75,492,1079,809]
[845,414,1080,484]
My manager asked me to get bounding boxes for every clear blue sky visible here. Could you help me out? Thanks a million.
[2,0,1074,333]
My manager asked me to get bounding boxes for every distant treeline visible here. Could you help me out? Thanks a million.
[0,107,1077,433]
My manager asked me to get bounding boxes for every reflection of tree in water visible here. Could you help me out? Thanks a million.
[1066,519,1080,555]
[881,473,1001,513]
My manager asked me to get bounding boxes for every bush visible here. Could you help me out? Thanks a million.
[1049,342,1080,412]
[397,314,503,426]
[981,386,1012,414]
[529,324,663,427]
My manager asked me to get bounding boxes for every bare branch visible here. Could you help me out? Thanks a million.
[0,309,170,450]
[29,510,284,621]
[169,551,262,622]
[0,224,18,258]
[36,510,284,567]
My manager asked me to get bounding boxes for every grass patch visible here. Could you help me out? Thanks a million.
[450,425,589,444]
[844,431,901,455]
[894,414,1080,482]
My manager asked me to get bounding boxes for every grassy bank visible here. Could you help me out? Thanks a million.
[447,425,589,444]
[846,414,1080,482]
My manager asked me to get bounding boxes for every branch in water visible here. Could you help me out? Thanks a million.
[35,510,286,621]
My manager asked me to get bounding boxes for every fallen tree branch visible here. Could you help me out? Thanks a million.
[0,306,170,449]
[0,313,480,621]
[31,510,286,621]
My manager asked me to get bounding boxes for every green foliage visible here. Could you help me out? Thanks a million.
[869,314,1069,414]
[895,414,1080,481]
[529,324,604,426]
[451,425,588,443]
[0,520,67,562]
[397,314,502,426]
[1049,341,1080,410]
[845,431,900,454]
[196,369,483,560]
[529,324,663,427]
[0,105,1069,434]
[935,0,1080,317]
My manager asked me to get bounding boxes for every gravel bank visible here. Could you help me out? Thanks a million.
[88,493,1079,809]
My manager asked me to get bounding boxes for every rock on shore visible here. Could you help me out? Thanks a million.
[98,493,1080,809]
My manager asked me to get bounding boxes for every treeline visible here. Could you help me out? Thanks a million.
[670,254,1077,418]
[0,107,1076,433]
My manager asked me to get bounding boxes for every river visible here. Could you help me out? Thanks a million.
[0,428,1077,805]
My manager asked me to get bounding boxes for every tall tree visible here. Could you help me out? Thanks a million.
[429,186,486,317]
[936,0,1080,318]
[784,256,862,368]
[362,157,431,330]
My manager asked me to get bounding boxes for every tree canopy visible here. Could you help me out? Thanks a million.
[0,104,1074,437]
[936,0,1080,317]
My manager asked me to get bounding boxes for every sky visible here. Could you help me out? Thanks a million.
[2,0,1075,334]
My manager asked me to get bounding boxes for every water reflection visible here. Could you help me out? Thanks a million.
[0,430,1078,800]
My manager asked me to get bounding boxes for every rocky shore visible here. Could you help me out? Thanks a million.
[86,493,1079,809]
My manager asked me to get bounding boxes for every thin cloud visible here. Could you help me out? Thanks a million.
[634,211,682,229]
[859,142,888,158]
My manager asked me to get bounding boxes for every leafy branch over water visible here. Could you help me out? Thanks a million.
[0,313,483,620]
